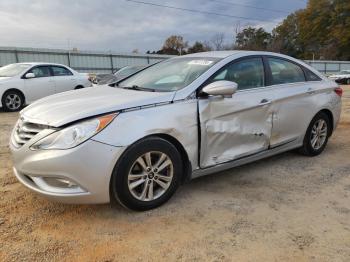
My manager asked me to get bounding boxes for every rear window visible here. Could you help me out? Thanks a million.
[51,66,73,76]
[268,58,305,85]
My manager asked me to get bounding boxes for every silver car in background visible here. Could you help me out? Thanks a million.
[9,51,342,210]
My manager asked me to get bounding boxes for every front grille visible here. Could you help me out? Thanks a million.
[12,118,46,148]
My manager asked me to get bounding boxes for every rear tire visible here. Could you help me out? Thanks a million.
[110,137,182,211]
[74,85,84,89]
[299,112,330,156]
[1,90,24,112]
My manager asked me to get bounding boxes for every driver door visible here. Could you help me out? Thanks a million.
[23,66,56,102]
[198,57,274,168]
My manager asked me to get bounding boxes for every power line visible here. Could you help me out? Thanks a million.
[124,0,280,23]
[210,0,290,14]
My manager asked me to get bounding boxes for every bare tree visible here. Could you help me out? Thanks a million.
[233,21,242,45]
[202,40,213,51]
[211,33,225,51]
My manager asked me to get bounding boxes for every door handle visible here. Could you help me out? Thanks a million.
[307,88,316,95]
[260,99,272,106]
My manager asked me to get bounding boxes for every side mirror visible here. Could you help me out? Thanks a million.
[25,73,35,79]
[201,81,238,97]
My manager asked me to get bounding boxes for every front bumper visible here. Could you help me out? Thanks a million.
[10,139,125,204]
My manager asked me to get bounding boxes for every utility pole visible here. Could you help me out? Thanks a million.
[67,39,71,66]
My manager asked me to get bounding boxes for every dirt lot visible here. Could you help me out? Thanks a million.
[1,87,350,262]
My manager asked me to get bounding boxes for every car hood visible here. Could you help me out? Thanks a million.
[21,86,175,127]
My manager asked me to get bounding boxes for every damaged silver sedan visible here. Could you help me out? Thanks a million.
[10,51,342,210]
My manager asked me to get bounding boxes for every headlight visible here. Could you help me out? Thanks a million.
[30,113,117,150]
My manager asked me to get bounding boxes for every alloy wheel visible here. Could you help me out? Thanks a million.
[5,93,22,110]
[127,151,174,201]
[310,119,328,150]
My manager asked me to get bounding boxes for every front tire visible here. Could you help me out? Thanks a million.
[110,137,182,211]
[299,112,330,156]
[2,90,24,112]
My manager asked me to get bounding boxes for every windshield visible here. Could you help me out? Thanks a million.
[0,64,31,77]
[340,70,350,74]
[115,66,145,79]
[118,57,220,92]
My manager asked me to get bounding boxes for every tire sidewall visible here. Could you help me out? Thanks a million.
[304,112,330,156]
[2,90,24,112]
[111,137,182,211]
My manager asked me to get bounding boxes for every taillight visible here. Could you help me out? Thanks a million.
[334,87,343,97]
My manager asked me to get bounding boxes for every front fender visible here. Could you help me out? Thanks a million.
[93,100,199,169]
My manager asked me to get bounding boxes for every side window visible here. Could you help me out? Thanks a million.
[51,66,73,76]
[28,66,51,78]
[211,58,265,90]
[304,68,322,81]
[268,58,305,85]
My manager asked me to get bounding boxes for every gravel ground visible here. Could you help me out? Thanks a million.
[1,87,350,262]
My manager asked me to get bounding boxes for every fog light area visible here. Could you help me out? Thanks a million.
[29,176,87,194]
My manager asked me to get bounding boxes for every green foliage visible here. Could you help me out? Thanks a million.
[273,0,350,60]
[235,27,271,51]
[187,41,212,54]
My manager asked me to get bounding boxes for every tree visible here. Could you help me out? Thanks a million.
[158,35,188,55]
[235,27,271,51]
[187,41,212,53]
[270,12,303,57]
[272,0,350,60]
[211,33,225,50]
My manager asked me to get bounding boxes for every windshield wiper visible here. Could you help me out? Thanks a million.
[122,85,156,92]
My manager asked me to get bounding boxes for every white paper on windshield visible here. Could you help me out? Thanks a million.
[188,60,214,66]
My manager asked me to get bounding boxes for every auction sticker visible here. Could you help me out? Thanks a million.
[188,60,214,66]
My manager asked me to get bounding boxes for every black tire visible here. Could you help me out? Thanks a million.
[110,137,182,211]
[346,78,350,85]
[1,90,24,112]
[74,85,84,89]
[299,112,330,156]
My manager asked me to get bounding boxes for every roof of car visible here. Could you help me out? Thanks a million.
[15,62,69,67]
[182,50,291,59]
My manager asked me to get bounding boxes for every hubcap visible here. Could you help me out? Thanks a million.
[127,151,174,201]
[5,94,21,110]
[310,119,327,150]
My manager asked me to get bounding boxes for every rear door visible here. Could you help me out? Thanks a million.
[265,56,320,147]
[23,66,55,102]
[198,57,274,168]
[50,66,77,93]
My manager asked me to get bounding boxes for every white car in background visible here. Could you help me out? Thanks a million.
[0,63,92,111]
[329,70,350,85]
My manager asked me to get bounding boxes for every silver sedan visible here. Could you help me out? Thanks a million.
[9,51,342,210]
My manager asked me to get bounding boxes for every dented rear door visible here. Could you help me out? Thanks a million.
[198,87,274,168]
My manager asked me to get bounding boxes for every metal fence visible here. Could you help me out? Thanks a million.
[1,47,350,75]
[304,60,350,75]
[0,47,173,74]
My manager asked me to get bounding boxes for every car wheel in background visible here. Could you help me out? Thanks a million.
[347,78,350,85]
[1,90,24,112]
[110,137,182,211]
[299,112,330,156]
[74,85,84,89]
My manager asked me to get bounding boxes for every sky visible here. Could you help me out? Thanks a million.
[0,0,306,53]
